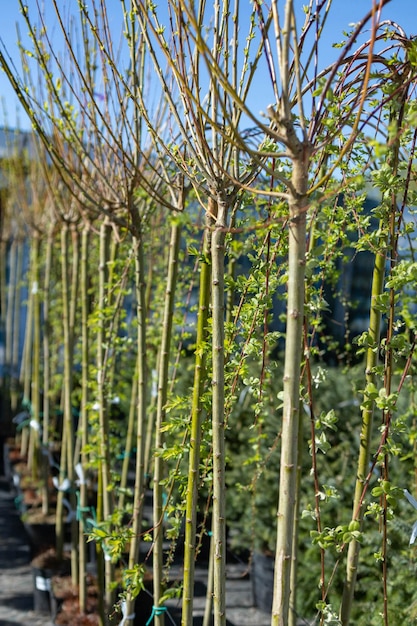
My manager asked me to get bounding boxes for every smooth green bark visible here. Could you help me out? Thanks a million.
[339,91,406,626]
[211,196,228,626]
[96,219,115,616]
[153,214,182,626]
[125,212,148,623]
[271,150,310,626]
[339,240,386,626]
[182,212,212,626]
[11,239,23,413]
[27,233,41,479]
[78,225,90,612]
[56,222,78,582]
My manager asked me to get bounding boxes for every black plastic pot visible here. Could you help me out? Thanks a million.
[31,549,71,615]
[251,551,274,613]
[32,565,53,612]
[23,519,56,556]
[133,579,154,626]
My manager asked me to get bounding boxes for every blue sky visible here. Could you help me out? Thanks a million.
[0,1,416,130]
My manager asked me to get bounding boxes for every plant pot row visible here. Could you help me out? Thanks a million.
[31,561,161,626]
[4,441,76,557]
[31,551,273,625]
[5,441,157,625]
[6,441,274,623]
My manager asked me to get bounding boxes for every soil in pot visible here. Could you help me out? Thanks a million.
[22,486,43,507]
[51,573,101,626]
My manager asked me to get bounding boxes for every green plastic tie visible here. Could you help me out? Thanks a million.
[76,491,97,531]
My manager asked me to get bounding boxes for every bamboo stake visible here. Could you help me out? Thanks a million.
[15,234,33,434]
[78,224,90,612]
[339,85,406,626]
[118,365,138,512]
[124,217,148,623]
[96,218,115,614]
[27,232,41,479]
[11,238,23,413]
[182,213,212,626]
[153,211,182,626]
[57,221,78,581]
[19,238,33,456]
[41,222,54,516]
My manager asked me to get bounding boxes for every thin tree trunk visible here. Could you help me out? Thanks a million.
[118,365,138,511]
[41,223,54,515]
[339,92,405,626]
[288,408,303,626]
[27,233,41,480]
[6,238,23,435]
[69,225,79,349]
[271,152,310,626]
[19,238,32,412]
[56,222,78,583]
[125,213,148,623]
[339,230,386,626]
[78,224,90,612]
[144,374,157,482]
[202,522,215,626]
[96,218,115,615]
[182,211,212,626]
[19,239,32,455]
[153,213,182,626]
[102,233,122,409]
[211,195,227,626]
[5,239,16,386]
[11,239,23,412]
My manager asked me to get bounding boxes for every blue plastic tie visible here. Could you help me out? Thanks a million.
[145,606,168,626]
